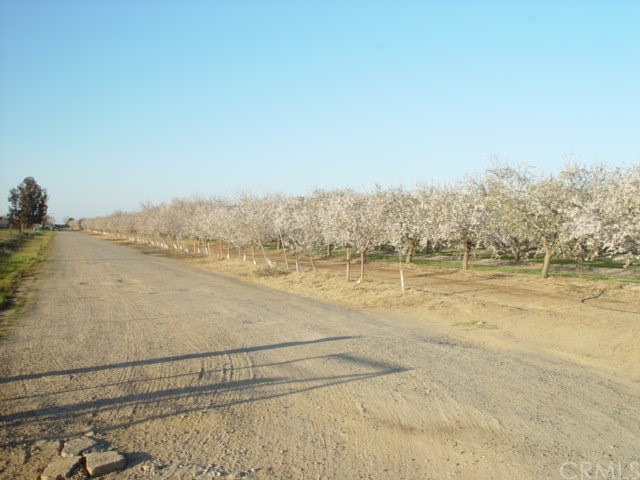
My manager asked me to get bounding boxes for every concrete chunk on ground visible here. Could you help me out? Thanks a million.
[40,455,81,480]
[85,451,126,477]
[61,436,97,458]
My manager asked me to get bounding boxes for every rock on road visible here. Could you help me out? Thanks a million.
[1,232,638,479]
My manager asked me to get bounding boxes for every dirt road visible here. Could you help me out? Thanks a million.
[1,232,638,479]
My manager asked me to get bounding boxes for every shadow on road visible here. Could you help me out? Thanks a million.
[0,336,358,384]
[0,368,407,427]
[0,338,408,447]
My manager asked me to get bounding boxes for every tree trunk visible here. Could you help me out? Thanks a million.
[422,239,430,255]
[359,251,365,282]
[399,250,405,291]
[280,234,289,271]
[575,244,585,273]
[346,247,351,282]
[405,242,415,264]
[309,254,316,272]
[462,241,471,270]
[541,237,553,279]
[327,244,333,257]
[258,240,270,269]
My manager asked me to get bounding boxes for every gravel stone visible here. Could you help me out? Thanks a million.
[85,451,126,477]
[61,437,97,458]
[40,456,81,480]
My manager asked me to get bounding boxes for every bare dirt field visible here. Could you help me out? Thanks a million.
[1,232,639,479]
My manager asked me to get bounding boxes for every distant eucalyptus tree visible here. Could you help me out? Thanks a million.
[8,177,48,230]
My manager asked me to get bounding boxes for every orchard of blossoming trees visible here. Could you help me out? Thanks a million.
[82,163,640,279]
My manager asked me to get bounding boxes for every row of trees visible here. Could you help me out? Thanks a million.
[82,162,639,279]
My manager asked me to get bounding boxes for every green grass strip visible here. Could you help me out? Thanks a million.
[0,230,53,310]
[366,252,640,283]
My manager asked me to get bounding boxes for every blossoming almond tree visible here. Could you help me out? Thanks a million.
[481,163,536,261]
[382,186,424,265]
[597,163,640,265]
[380,186,421,289]
[556,163,611,271]
[323,188,387,282]
[437,182,487,270]
[236,194,277,267]
[414,185,446,260]
[482,164,570,278]
[278,194,325,271]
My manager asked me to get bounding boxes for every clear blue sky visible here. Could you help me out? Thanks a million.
[1,1,638,222]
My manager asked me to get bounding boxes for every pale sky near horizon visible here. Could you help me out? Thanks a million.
[1,1,638,222]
